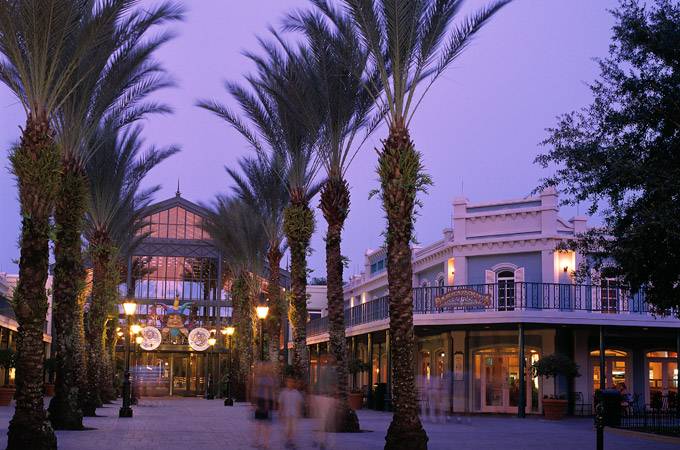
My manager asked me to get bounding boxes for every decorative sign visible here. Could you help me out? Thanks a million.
[140,326,162,351]
[188,327,211,351]
[453,352,464,380]
[435,288,491,309]
[161,296,191,341]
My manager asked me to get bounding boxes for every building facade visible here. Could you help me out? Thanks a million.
[119,192,289,397]
[307,188,680,415]
[0,272,53,386]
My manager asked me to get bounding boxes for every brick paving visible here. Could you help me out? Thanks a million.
[0,397,676,449]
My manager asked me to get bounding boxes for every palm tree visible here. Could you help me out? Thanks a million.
[203,196,268,395]
[83,125,178,415]
[48,0,183,427]
[284,1,383,431]
[226,155,289,368]
[0,2,112,447]
[198,42,322,385]
[341,1,510,448]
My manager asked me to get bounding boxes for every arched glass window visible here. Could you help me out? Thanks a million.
[497,270,515,311]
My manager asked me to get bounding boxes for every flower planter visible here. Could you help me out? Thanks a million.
[542,399,568,420]
[0,387,15,406]
[348,391,363,410]
[44,383,55,397]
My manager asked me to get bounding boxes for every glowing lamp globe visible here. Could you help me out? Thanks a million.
[256,305,269,320]
[135,336,143,345]
[122,300,137,316]
[208,337,217,347]
[225,326,235,336]
[130,324,141,335]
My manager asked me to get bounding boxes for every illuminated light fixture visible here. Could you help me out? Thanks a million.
[256,295,269,320]
[222,326,235,336]
[135,336,143,345]
[210,329,216,335]
[117,331,124,338]
[130,324,141,335]
[122,299,137,316]
[208,337,217,346]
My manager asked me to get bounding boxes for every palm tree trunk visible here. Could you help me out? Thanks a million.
[7,114,58,450]
[232,274,253,400]
[99,318,117,403]
[266,245,283,370]
[283,200,314,387]
[81,238,112,415]
[380,123,428,450]
[48,160,86,429]
[105,319,120,399]
[320,177,360,432]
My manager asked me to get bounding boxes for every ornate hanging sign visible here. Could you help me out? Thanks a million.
[140,326,162,351]
[188,327,211,351]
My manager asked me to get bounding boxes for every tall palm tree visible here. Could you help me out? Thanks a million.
[226,155,289,368]
[284,1,382,431]
[341,1,510,448]
[83,125,178,415]
[49,0,183,427]
[203,196,268,395]
[0,2,112,447]
[198,42,323,385]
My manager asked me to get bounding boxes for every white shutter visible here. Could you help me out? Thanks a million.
[514,267,525,308]
[485,270,495,300]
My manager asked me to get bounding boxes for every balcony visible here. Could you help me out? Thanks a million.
[307,282,674,337]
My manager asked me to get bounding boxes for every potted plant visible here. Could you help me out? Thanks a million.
[0,349,16,405]
[44,357,56,396]
[347,358,370,410]
[532,353,580,420]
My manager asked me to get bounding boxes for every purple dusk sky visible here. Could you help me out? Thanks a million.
[0,0,618,279]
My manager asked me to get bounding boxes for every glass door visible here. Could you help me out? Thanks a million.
[475,348,536,413]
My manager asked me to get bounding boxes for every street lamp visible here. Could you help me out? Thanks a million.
[131,332,143,405]
[206,336,217,399]
[119,299,137,418]
[256,294,269,361]
[222,324,235,406]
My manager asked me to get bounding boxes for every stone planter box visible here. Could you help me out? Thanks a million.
[0,386,15,406]
[543,399,568,420]
[348,391,363,410]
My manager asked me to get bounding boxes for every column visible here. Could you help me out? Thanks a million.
[367,333,373,409]
[351,336,356,390]
[599,326,605,391]
[518,323,526,418]
[676,331,680,418]
[316,343,321,391]
[385,329,392,411]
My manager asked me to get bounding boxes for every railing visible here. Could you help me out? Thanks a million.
[307,282,665,337]
[618,409,680,436]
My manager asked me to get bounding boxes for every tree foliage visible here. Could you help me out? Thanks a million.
[536,0,680,315]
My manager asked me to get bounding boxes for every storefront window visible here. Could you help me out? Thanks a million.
[590,349,628,391]
[646,351,678,408]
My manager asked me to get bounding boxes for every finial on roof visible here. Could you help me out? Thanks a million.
[176,178,181,197]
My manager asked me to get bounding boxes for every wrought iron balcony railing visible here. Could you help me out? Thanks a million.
[307,282,663,337]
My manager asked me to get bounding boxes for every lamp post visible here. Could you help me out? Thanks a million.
[206,336,216,399]
[119,299,137,418]
[256,294,269,361]
[222,325,235,406]
[132,333,143,405]
[130,324,141,405]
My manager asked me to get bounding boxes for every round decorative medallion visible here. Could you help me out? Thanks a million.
[188,327,211,351]
[140,326,162,351]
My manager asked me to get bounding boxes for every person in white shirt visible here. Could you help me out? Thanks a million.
[278,377,304,449]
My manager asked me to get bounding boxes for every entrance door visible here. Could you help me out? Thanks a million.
[475,348,535,413]
[497,271,515,311]
[647,351,678,408]
[171,353,205,396]
[137,352,171,396]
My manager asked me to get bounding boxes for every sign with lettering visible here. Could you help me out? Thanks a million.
[434,288,491,309]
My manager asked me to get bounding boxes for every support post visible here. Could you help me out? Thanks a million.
[596,326,605,450]
[385,329,392,411]
[316,343,321,391]
[676,330,680,418]
[367,332,373,409]
[518,323,526,418]
[351,336,356,391]
[599,326,605,391]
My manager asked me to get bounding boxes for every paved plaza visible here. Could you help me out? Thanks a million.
[0,398,677,450]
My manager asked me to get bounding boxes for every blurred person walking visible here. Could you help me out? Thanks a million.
[278,377,304,449]
[252,362,275,449]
